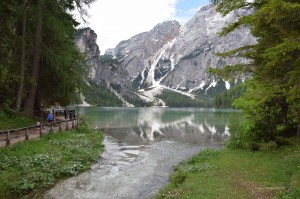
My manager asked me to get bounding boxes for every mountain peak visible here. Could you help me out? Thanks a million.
[76,5,256,106]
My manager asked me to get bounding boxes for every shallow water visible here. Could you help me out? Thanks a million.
[45,107,240,199]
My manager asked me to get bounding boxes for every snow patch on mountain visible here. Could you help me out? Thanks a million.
[78,93,92,107]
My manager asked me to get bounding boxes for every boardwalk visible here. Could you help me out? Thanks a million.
[0,117,80,147]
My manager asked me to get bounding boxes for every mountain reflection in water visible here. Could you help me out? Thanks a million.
[81,107,238,147]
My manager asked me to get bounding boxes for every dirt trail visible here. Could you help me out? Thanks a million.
[0,117,76,147]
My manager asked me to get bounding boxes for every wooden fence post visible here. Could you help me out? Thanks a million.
[59,121,62,131]
[25,128,29,141]
[6,131,10,146]
[39,124,43,138]
[50,122,53,132]
[66,120,69,130]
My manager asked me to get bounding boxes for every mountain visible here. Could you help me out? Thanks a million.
[109,5,255,96]
[75,4,256,106]
[75,28,101,80]
[106,20,181,84]
[75,28,144,106]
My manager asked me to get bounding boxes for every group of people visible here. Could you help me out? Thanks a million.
[47,108,75,123]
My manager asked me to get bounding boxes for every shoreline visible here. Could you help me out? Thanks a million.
[156,138,300,198]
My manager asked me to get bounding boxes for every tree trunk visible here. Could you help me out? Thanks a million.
[16,0,28,114]
[35,84,43,116]
[297,81,300,137]
[24,0,44,116]
[297,108,300,137]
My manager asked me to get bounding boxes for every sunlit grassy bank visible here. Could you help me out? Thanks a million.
[156,138,300,199]
[0,126,104,199]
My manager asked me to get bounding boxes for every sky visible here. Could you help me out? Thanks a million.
[78,0,210,54]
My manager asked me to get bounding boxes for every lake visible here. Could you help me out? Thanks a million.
[45,107,240,199]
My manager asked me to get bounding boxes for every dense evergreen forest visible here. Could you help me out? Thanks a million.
[210,0,300,144]
[214,84,246,108]
[81,80,123,107]
[156,90,213,107]
[0,0,96,116]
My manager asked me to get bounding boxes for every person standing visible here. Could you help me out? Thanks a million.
[47,111,53,123]
[64,108,68,120]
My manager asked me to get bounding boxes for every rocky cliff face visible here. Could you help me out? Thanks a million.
[75,28,140,106]
[109,5,256,96]
[97,56,140,106]
[107,20,181,81]
[75,28,101,80]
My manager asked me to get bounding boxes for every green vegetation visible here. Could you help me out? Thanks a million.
[0,126,104,198]
[82,80,123,107]
[0,0,95,116]
[0,111,37,130]
[100,54,119,65]
[156,90,213,107]
[157,140,300,198]
[214,83,247,108]
[125,95,153,107]
[209,0,300,142]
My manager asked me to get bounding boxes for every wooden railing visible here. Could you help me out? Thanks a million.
[0,114,83,147]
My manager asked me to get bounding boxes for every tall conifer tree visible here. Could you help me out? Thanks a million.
[0,0,96,116]
[210,0,300,140]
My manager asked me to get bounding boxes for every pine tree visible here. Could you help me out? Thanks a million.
[0,0,20,107]
[15,0,28,114]
[0,0,96,116]
[209,0,300,140]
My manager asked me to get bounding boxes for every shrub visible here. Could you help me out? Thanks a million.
[226,120,256,149]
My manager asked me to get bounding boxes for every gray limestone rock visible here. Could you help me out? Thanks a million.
[109,5,256,95]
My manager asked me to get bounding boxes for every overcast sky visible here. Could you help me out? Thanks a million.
[78,0,210,54]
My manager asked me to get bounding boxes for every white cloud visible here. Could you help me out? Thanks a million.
[81,0,177,54]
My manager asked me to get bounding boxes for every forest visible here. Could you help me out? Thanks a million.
[81,79,123,107]
[214,83,246,108]
[0,0,96,116]
[156,90,213,107]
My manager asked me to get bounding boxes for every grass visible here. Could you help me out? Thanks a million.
[0,111,38,130]
[156,138,300,199]
[0,125,104,199]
